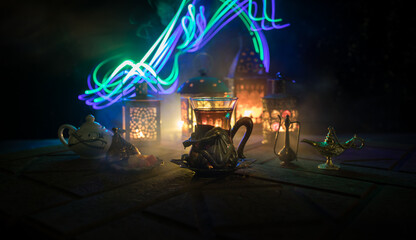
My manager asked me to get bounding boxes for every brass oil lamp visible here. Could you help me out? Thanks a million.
[302,126,365,170]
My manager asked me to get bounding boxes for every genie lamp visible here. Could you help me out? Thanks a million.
[301,126,364,170]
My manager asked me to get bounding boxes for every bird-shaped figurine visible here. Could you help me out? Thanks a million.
[301,126,364,170]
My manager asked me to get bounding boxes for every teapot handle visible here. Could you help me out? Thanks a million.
[230,117,253,159]
[58,124,77,147]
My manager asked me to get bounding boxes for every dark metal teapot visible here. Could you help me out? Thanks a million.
[181,117,253,170]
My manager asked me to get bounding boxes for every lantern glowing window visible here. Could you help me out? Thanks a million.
[122,84,161,144]
[226,48,267,124]
[129,106,158,140]
[262,73,298,144]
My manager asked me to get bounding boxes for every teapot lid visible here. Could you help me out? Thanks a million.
[80,114,105,130]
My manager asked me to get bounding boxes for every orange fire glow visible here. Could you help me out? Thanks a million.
[133,129,145,138]
[236,84,264,124]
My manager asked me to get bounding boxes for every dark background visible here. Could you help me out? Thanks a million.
[1,0,415,140]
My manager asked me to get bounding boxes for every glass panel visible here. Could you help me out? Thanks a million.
[189,97,237,130]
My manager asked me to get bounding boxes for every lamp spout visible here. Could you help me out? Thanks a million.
[301,138,318,147]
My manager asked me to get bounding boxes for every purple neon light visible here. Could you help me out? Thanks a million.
[249,0,290,31]
[195,2,246,52]
[80,0,289,109]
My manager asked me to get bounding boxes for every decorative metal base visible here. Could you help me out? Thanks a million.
[318,163,340,170]
[317,157,340,170]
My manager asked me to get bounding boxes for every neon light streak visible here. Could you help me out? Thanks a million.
[252,37,260,53]
[177,4,196,49]
[226,1,267,64]
[79,0,289,109]
[248,0,290,31]
[249,0,282,22]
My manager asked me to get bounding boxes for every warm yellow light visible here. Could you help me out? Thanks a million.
[177,120,184,130]
[243,110,252,117]
[138,131,145,138]
[214,118,222,127]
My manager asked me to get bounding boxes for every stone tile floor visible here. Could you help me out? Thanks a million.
[1,129,416,239]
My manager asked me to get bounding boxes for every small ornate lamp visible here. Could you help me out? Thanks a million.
[262,72,298,144]
[177,69,231,137]
[122,82,161,144]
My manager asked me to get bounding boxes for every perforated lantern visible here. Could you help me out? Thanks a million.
[262,72,298,144]
[122,82,161,144]
[225,48,268,124]
[177,70,231,137]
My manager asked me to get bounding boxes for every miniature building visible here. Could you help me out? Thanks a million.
[225,48,268,124]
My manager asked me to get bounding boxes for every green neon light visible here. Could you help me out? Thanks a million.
[157,52,181,85]
[85,57,120,95]
[80,0,288,109]
[140,0,188,64]
[248,0,283,22]
[252,37,259,53]
[177,4,196,49]
[223,0,264,60]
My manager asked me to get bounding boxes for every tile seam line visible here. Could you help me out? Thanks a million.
[53,175,218,237]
